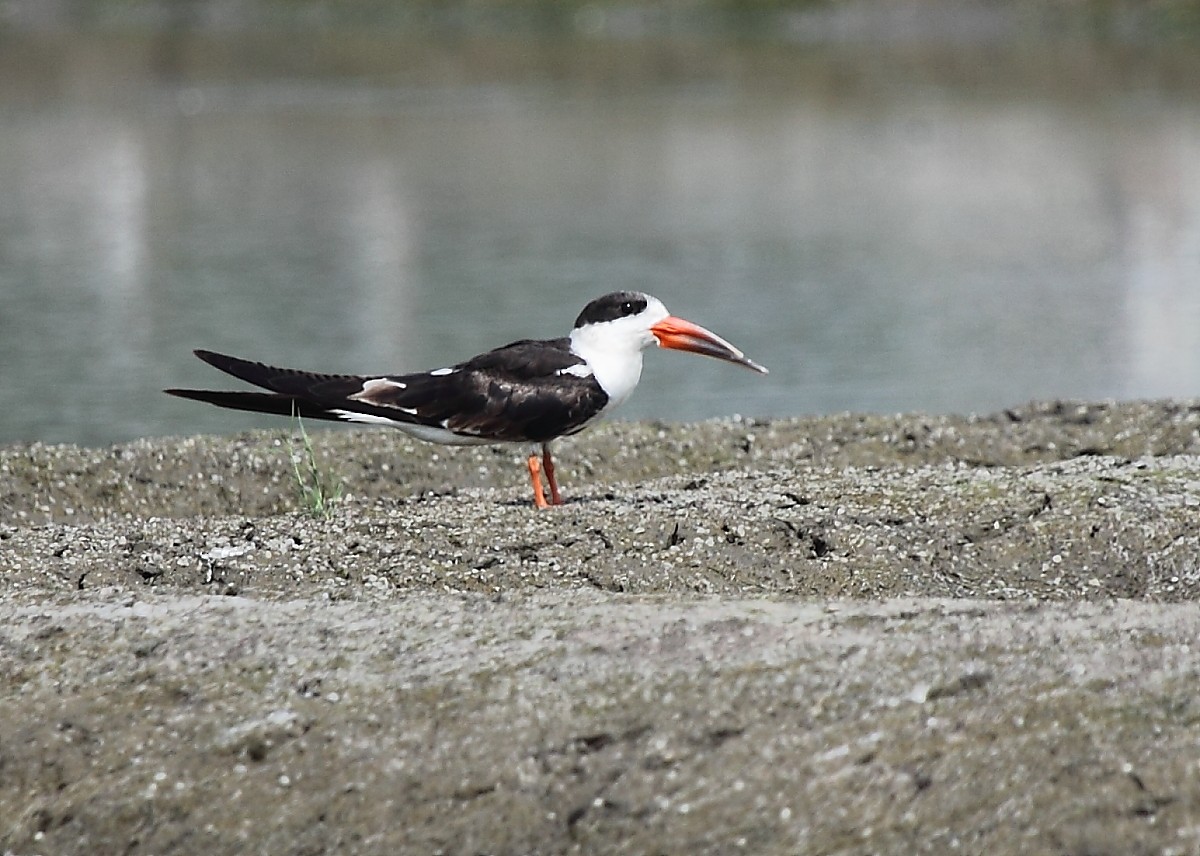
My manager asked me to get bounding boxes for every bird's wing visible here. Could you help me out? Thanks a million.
[165,341,609,444]
[353,339,610,443]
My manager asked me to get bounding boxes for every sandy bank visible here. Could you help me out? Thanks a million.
[2,400,1199,854]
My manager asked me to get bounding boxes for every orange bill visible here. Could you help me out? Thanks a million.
[649,316,769,374]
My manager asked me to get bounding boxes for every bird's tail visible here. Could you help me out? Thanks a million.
[164,349,372,421]
[162,387,348,422]
[192,349,361,393]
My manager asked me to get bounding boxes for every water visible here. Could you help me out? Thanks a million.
[2,8,1199,446]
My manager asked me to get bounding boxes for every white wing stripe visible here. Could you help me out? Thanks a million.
[330,409,407,426]
[350,378,407,401]
[556,363,594,378]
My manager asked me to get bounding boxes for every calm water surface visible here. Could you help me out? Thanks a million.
[2,12,1199,446]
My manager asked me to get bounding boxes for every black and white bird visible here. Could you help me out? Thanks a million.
[166,291,767,508]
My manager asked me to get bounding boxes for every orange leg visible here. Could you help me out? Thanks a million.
[542,444,563,506]
[527,453,550,509]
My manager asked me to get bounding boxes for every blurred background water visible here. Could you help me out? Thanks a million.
[1,0,1199,446]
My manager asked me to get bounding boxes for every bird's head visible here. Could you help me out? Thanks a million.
[571,291,768,374]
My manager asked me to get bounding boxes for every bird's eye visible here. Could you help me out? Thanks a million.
[621,301,635,314]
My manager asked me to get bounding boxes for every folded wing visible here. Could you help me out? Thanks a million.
[164,342,610,444]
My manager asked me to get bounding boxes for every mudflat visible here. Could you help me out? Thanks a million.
[2,400,1199,855]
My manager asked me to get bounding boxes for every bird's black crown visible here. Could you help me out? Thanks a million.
[573,292,649,328]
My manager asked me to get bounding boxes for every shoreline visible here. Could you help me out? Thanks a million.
[2,399,1199,854]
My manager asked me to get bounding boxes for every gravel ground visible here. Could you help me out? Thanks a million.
[2,399,1200,854]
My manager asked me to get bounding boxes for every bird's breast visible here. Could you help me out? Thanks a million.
[583,350,644,412]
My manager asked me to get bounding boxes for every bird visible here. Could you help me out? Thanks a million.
[165,291,768,509]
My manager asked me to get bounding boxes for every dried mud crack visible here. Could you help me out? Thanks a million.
[2,400,1200,855]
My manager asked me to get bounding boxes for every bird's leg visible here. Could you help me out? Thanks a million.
[542,444,563,506]
[527,452,550,509]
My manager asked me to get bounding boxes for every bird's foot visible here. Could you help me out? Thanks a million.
[542,447,563,506]
[527,453,551,509]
